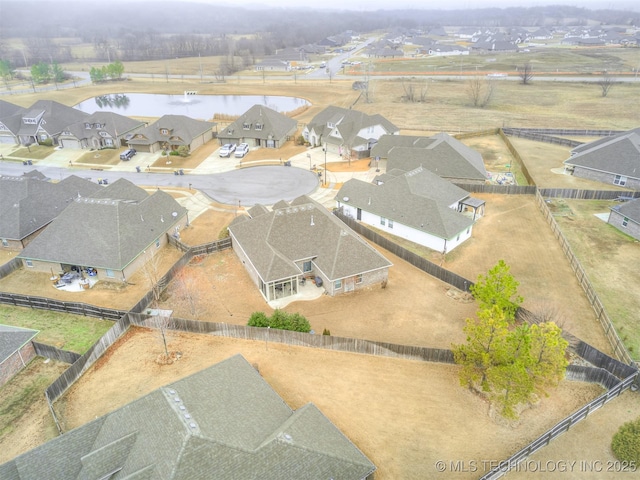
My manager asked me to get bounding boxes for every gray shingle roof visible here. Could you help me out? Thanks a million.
[0,355,375,480]
[383,133,487,182]
[0,325,38,364]
[228,195,391,283]
[0,172,100,241]
[610,197,640,223]
[565,128,640,179]
[0,100,25,119]
[18,179,187,270]
[18,100,88,138]
[62,111,145,142]
[128,115,215,147]
[337,166,474,239]
[219,105,298,142]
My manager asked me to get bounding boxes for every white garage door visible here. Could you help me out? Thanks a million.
[0,135,16,144]
[61,139,80,149]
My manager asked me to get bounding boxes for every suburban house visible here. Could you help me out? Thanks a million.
[126,114,215,154]
[563,128,640,189]
[372,133,488,184]
[0,172,100,250]
[228,195,392,302]
[608,198,640,241]
[18,178,188,283]
[0,354,376,480]
[58,111,146,150]
[0,325,38,387]
[0,99,87,146]
[217,105,298,149]
[254,59,292,72]
[336,166,482,253]
[0,100,25,145]
[303,106,399,160]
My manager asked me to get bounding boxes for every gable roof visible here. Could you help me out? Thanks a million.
[610,197,640,223]
[62,111,145,141]
[0,354,375,480]
[222,105,297,141]
[18,179,187,270]
[0,100,25,119]
[128,115,215,147]
[228,195,391,283]
[0,325,38,364]
[18,100,88,137]
[380,133,487,182]
[565,128,640,179]
[0,172,100,241]
[337,166,474,239]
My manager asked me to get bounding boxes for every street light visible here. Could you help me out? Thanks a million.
[323,146,327,186]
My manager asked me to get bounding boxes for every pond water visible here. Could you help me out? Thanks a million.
[74,93,310,119]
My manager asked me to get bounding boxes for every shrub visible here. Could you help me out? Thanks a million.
[612,417,640,464]
[169,150,180,156]
[322,328,331,336]
[38,138,53,147]
[247,310,310,333]
[248,311,269,328]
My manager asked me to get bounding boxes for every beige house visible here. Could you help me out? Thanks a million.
[127,114,216,154]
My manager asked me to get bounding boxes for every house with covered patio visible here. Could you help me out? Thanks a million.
[227,195,392,304]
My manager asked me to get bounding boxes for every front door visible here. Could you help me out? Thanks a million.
[357,208,362,220]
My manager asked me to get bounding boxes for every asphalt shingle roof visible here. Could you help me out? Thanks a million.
[0,325,38,364]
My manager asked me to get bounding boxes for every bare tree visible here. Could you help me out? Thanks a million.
[597,71,616,97]
[466,76,495,107]
[518,62,534,85]
[140,251,174,362]
[401,78,428,103]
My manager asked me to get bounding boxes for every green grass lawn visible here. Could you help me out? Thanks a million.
[0,305,113,354]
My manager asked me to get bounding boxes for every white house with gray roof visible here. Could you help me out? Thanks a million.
[228,195,392,302]
[217,104,298,149]
[564,127,640,189]
[373,133,488,185]
[58,111,146,150]
[303,106,399,160]
[0,354,376,480]
[18,178,188,283]
[336,166,481,253]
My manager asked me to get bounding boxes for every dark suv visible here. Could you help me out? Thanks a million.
[120,148,136,161]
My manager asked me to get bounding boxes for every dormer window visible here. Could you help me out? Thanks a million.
[243,122,251,130]
[160,128,169,135]
[255,123,263,131]
[23,118,37,125]
[85,123,91,129]
[327,122,334,128]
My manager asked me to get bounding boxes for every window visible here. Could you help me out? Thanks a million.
[255,123,263,131]
[25,260,33,267]
[622,217,629,227]
[388,219,394,229]
[334,279,342,290]
[160,128,169,135]
[303,260,312,272]
[380,217,386,226]
[85,122,91,129]
[614,175,627,186]
[106,269,115,278]
[356,274,363,284]
[243,122,251,130]
[156,238,161,248]
[1,238,8,247]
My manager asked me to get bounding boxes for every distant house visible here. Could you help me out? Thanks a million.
[0,100,25,145]
[372,133,488,184]
[18,178,188,283]
[58,111,146,150]
[0,325,38,387]
[427,44,469,56]
[127,114,215,154]
[563,128,640,189]
[228,195,392,302]
[608,198,640,241]
[0,172,100,250]
[0,354,377,480]
[217,105,298,149]
[254,59,292,72]
[336,166,482,253]
[303,106,399,159]
[4,100,88,146]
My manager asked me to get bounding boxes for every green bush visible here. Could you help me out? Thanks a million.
[38,139,53,147]
[169,150,180,156]
[247,310,310,333]
[612,417,640,464]
[322,328,331,336]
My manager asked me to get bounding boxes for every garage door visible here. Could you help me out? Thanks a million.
[0,135,16,144]
[61,139,80,149]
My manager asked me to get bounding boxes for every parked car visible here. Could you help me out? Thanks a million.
[235,143,249,158]
[120,148,136,161]
[219,143,236,157]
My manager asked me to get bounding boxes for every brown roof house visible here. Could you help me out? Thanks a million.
[127,114,215,154]
[303,106,399,160]
[372,133,488,184]
[217,104,298,149]
[336,166,482,253]
[228,195,392,304]
[563,127,640,189]
[58,111,146,150]
[0,325,38,387]
[18,178,187,283]
[0,172,100,250]
[0,354,376,480]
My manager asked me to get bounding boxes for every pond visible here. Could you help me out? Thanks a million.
[74,93,310,119]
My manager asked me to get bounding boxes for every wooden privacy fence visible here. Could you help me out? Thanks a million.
[539,188,640,200]
[128,313,456,364]
[503,128,623,137]
[32,342,81,364]
[454,184,536,195]
[479,372,638,480]
[167,235,231,256]
[334,211,474,292]
[534,190,637,367]
[0,292,126,320]
[498,128,535,185]
[503,128,583,148]
[0,257,22,280]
